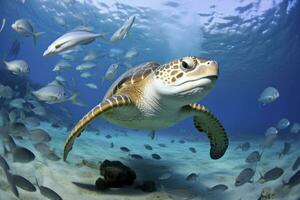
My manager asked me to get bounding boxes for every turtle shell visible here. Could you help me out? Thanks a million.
[104,62,160,99]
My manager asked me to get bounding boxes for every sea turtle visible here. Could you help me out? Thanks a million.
[63,56,228,161]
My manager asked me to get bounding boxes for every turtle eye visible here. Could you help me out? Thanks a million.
[181,60,194,70]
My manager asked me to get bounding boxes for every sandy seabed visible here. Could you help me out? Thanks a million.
[0,122,300,200]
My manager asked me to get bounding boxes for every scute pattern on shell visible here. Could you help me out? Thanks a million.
[104,62,160,99]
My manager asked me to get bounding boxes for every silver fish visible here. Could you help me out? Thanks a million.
[186,173,199,181]
[290,122,300,133]
[110,16,135,43]
[36,179,63,200]
[209,184,228,192]
[235,168,255,186]
[11,19,43,44]
[30,129,51,143]
[3,60,30,75]
[43,30,105,56]
[45,152,61,161]
[12,146,35,163]
[0,84,13,99]
[0,18,6,32]
[258,87,279,105]
[258,167,284,183]
[32,80,80,105]
[33,142,52,155]
[245,151,262,163]
[85,83,98,89]
[283,169,300,188]
[76,62,96,71]
[0,154,9,171]
[124,48,139,59]
[276,118,290,130]
[292,155,300,171]
[13,174,36,192]
[103,63,119,81]
[5,170,19,197]
[53,60,72,72]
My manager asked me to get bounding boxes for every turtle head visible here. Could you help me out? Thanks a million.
[153,56,218,105]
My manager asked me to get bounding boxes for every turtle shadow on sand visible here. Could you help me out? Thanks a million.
[72,158,231,199]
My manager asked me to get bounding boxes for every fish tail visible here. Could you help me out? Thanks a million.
[32,32,44,45]
[69,92,85,106]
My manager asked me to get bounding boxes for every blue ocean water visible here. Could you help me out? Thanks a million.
[0,0,300,200]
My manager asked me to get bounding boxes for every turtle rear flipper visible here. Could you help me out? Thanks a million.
[185,104,228,159]
[63,95,132,161]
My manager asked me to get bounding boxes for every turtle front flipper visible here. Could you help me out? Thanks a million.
[184,103,228,160]
[63,95,132,161]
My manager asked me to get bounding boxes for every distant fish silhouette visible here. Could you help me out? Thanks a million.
[7,39,21,60]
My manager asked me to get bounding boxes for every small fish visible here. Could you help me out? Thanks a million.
[152,153,161,160]
[170,139,175,143]
[32,80,81,105]
[179,139,185,144]
[43,30,105,56]
[276,118,290,130]
[9,98,26,109]
[60,53,74,61]
[30,129,51,143]
[11,19,43,44]
[189,147,197,153]
[148,130,155,140]
[33,142,52,155]
[265,127,278,136]
[292,155,300,171]
[209,184,228,192]
[278,142,291,158]
[9,122,29,137]
[46,152,61,161]
[13,174,36,192]
[3,135,17,152]
[110,16,135,43]
[5,170,19,197]
[3,60,30,75]
[158,171,172,180]
[110,142,114,148]
[85,83,98,89]
[53,60,72,72]
[124,48,139,59]
[261,134,277,148]
[109,48,124,59]
[76,62,96,71]
[102,63,120,81]
[83,51,105,61]
[283,169,300,188]
[120,146,130,152]
[0,154,9,171]
[0,84,13,99]
[80,72,94,78]
[25,116,41,127]
[245,151,262,163]
[236,142,250,151]
[105,134,112,139]
[130,154,143,160]
[144,144,153,150]
[12,146,35,163]
[186,173,198,181]
[32,106,46,116]
[258,87,279,105]
[158,143,167,148]
[36,179,63,200]
[235,168,255,187]
[290,122,300,133]
[0,18,6,32]
[258,167,284,183]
